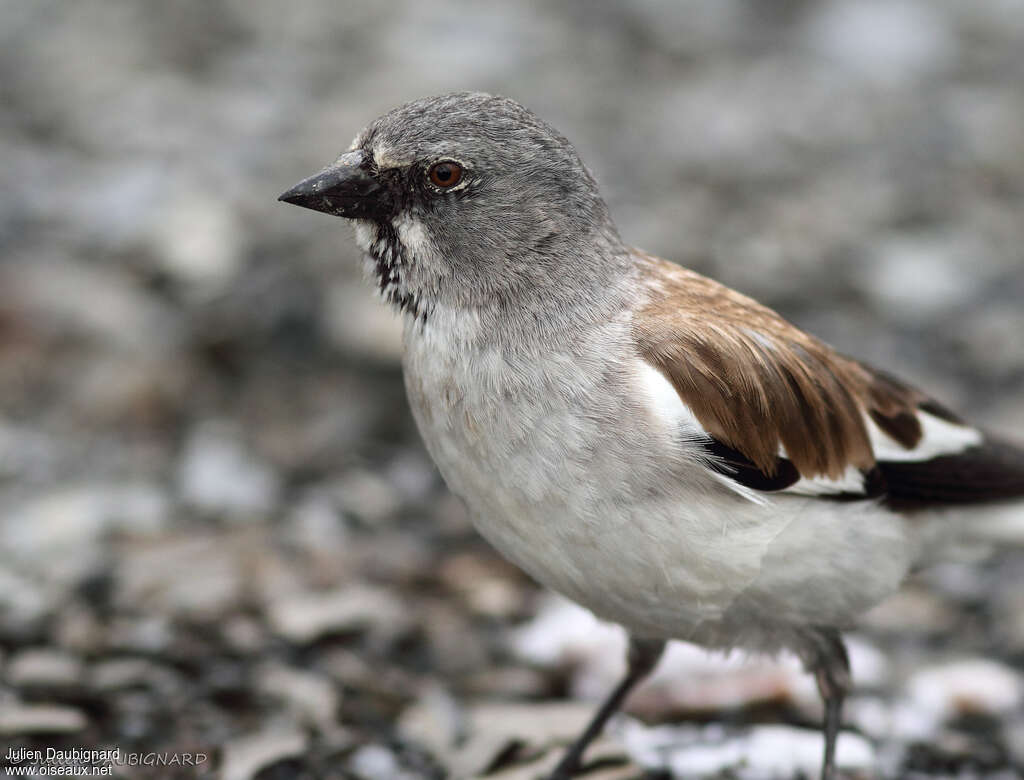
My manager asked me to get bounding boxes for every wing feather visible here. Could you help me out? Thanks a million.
[631,251,1024,508]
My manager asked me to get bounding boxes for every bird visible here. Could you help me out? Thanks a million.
[278,92,1024,780]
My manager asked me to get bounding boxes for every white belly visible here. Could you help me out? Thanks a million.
[401,313,916,649]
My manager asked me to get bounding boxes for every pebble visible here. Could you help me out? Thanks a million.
[0,565,52,629]
[438,552,525,619]
[266,584,412,645]
[52,606,106,654]
[2,482,169,561]
[623,720,876,778]
[221,615,268,654]
[145,188,243,294]
[282,488,349,555]
[511,595,816,715]
[348,744,407,780]
[219,729,308,780]
[0,420,56,481]
[255,662,340,729]
[106,615,174,654]
[177,422,281,519]
[803,0,956,85]
[397,685,463,762]
[993,583,1024,651]
[855,231,992,322]
[1005,716,1024,767]
[331,469,403,526]
[3,257,181,355]
[6,648,83,689]
[906,658,1024,720]
[0,701,89,735]
[485,737,634,780]
[115,532,249,616]
[90,658,182,696]
[452,701,609,779]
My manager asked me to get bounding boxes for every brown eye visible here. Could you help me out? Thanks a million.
[428,161,463,188]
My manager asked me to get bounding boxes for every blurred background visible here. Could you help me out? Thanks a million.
[1,1,1023,778]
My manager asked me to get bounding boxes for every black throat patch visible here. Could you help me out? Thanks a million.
[366,221,422,319]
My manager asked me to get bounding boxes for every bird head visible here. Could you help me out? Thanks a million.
[279,93,622,317]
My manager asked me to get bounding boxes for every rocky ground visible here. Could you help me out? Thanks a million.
[1,1,1023,778]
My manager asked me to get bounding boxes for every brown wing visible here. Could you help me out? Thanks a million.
[631,252,941,481]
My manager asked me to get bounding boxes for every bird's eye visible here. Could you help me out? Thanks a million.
[428,161,463,188]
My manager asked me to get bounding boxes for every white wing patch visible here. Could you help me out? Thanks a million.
[639,360,876,500]
[638,359,986,503]
[782,409,984,497]
[869,410,982,463]
[785,463,866,497]
[637,362,767,504]
[638,361,705,434]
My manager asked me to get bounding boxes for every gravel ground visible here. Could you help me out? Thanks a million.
[1,1,1023,778]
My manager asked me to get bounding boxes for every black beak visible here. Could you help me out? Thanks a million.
[278,150,390,219]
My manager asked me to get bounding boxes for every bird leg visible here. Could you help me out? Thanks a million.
[547,636,666,780]
[802,628,852,780]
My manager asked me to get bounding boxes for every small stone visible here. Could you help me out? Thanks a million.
[438,552,525,618]
[463,666,547,698]
[384,451,438,505]
[115,532,247,617]
[266,584,411,645]
[106,615,174,654]
[256,663,340,728]
[0,420,56,481]
[0,565,52,629]
[320,649,419,697]
[906,658,1024,720]
[54,608,107,654]
[451,701,605,779]
[0,701,88,735]
[397,685,463,761]
[803,0,956,85]
[68,354,189,428]
[486,742,635,780]
[421,601,488,674]
[510,595,808,716]
[3,483,169,560]
[178,422,281,519]
[145,189,243,293]
[408,689,608,778]
[7,648,83,689]
[332,469,402,525]
[348,744,406,780]
[220,729,308,780]
[282,489,348,554]
[854,231,991,322]
[90,658,181,695]
[622,721,875,777]
[221,616,267,654]
[3,257,181,354]
[1005,717,1024,767]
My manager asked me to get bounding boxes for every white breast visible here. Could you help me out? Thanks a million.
[399,309,916,649]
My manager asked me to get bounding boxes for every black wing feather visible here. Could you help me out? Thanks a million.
[702,433,1024,509]
[879,436,1024,509]
[701,438,801,492]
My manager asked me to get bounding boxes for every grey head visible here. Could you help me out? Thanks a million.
[279,93,626,319]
